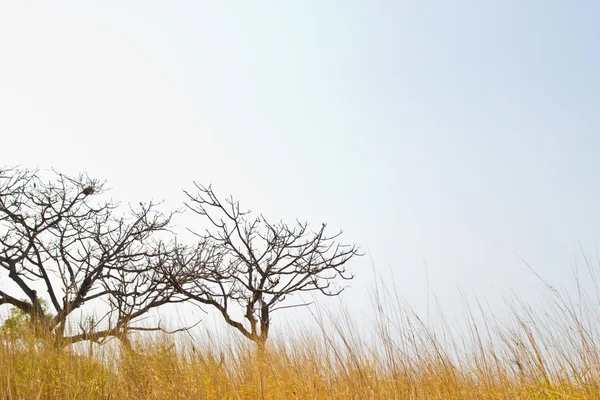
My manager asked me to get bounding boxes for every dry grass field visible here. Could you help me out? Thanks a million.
[1,276,600,400]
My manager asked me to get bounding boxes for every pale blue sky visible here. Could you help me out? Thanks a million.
[1,2,599,320]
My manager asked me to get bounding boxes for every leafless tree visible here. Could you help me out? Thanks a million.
[169,183,361,350]
[0,167,186,348]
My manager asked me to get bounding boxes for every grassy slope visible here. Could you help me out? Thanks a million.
[1,279,600,399]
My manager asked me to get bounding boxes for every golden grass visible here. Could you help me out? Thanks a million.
[2,278,600,399]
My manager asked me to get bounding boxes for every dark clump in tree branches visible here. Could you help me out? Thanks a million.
[0,167,186,348]
[168,183,361,349]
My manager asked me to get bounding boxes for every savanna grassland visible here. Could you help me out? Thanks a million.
[2,275,600,400]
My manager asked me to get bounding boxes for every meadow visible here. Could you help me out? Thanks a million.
[1,271,600,400]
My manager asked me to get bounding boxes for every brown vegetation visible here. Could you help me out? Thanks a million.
[1,274,599,399]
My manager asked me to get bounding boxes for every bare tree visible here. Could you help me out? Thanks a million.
[169,183,361,350]
[0,167,185,348]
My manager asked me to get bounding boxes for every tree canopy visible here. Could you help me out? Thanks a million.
[0,167,360,349]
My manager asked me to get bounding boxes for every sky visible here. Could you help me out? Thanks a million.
[1,1,600,328]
